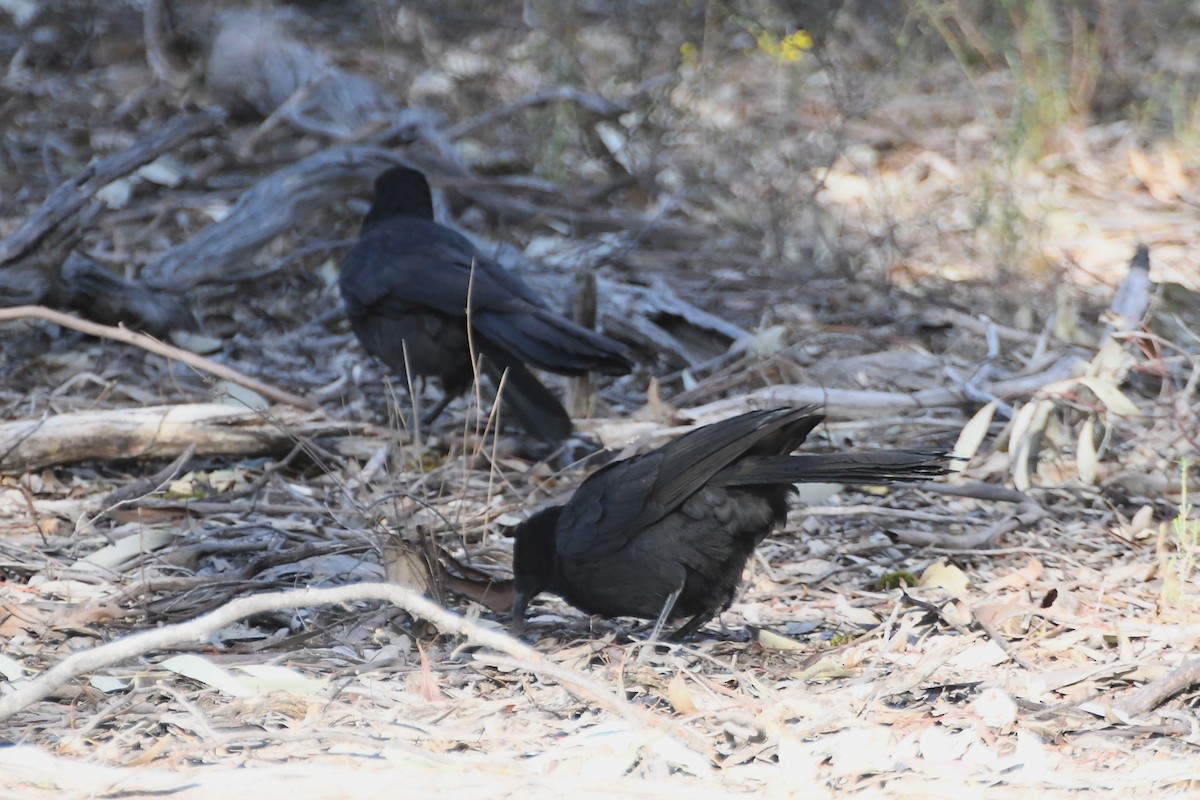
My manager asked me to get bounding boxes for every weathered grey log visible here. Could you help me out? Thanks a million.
[0,110,224,329]
[683,353,1086,421]
[0,110,225,268]
[142,146,398,289]
[60,253,196,337]
[0,404,361,472]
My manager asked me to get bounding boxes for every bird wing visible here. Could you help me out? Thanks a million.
[342,220,632,375]
[339,220,548,321]
[472,306,633,375]
[555,406,824,560]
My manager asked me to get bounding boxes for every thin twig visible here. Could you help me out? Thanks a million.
[445,85,627,140]
[947,316,1016,418]
[0,306,316,410]
[101,443,197,507]
[930,308,1084,351]
[127,500,334,516]
[686,354,1085,419]
[798,505,964,524]
[1114,658,1200,719]
[974,616,1037,671]
[238,70,335,157]
[921,480,1033,504]
[887,502,1045,549]
[0,583,711,757]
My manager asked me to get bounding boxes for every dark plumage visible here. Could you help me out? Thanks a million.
[339,166,634,446]
[511,406,952,639]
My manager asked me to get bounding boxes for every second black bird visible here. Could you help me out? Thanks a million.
[339,166,633,447]
[511,406,952,640]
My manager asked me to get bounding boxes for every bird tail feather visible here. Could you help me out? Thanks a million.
[713,451,953,486]
[476,310,632,376]
[480,356,574,445]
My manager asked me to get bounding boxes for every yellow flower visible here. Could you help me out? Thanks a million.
[679,41,699,67]
[783,30,814,53]
[756,29,813,63]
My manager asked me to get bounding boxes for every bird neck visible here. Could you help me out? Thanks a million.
[512,505,565,597]
[360,205,417,231]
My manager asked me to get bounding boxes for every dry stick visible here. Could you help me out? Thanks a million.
[944,317,1013,415]
[237,70,335,158]
[102,443,197,506]
[1114,658,1200,718]
[930,308,1084,351]
[685,354,1084,419]
[922,480,1033,504]
[567,270,598,418]
[0,110,225,266]
[460,187,698,245]
[888,502,1046,550]
[445,85,627,140]
[0,583,710,754]
[890,519,1015,550]
[669,350,809,409]
[798,505,963,524]
[129,499,334,516]
[973,616,1037,671]
[142,0,191,89]
[0,403,361,473]
[0,306,316,411]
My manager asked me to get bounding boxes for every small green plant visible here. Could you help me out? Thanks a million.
[876,570,920,591]
[1161,458,1198,611]
[966,166,1031,281]
[912,0,1102,159]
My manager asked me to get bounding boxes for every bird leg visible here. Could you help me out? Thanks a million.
[392,373,447,430]
[646,586,682,642]
[420,389,454,427]
[668,610,716,641]
[510,590,532,636]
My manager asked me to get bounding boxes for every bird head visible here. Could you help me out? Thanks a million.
[509,504,564,632]
[362,165,435,228]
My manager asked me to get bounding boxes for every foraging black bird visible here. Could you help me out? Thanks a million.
[511,406,952,640]
[339,166,634,447]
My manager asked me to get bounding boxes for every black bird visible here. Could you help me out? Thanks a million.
[511,406,952,640]
[339,166,634,447]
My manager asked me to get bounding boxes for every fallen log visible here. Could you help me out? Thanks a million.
[0,110,225,333]
[141,145,397,289]
[0,403,361,472]
[0,110,225,269]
